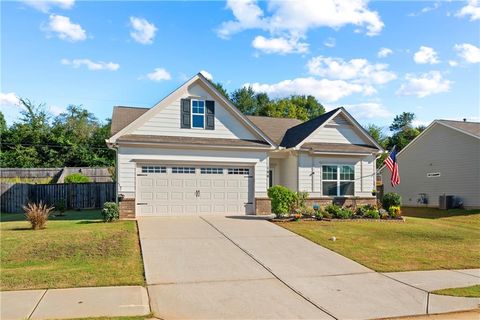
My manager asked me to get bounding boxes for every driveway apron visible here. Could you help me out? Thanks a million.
[138,216,477,320]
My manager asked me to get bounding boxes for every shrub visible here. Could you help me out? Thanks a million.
[64,173,91,184]
[303,206,315,218]
[54,198,67,216]
[356,204,376,216]
[23,201,54,230]
[382,192,402,210]
[335,207,354,219]
[267,185,296,218]
[389,205,402,218]
[380,212,389,219]
[322,210,333,219]
[364,209,380,219]
[324,204,341,217]
[314,210,324,220]
[102,202,119,222]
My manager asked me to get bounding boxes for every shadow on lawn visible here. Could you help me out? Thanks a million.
[402,207,480,219]
[1,210,102,222]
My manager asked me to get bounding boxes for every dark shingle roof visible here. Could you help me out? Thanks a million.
[279,108,341,148]
[117,135,270,147]
[437,120,480,138]
[247,116,302,144]
[301,143,379,153]
[111,106,148,135]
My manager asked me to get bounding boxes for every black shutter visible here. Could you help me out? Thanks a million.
[205,100,215,130]
[180,99,191,128]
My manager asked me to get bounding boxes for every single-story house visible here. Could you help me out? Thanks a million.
[380,120,480,209]
[107,73,383,218]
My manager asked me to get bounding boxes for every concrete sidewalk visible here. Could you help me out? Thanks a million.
[0,286,150,320]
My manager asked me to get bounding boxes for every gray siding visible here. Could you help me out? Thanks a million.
[381,123,480,208]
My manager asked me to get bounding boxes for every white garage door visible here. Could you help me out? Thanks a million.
[136,165,254,216]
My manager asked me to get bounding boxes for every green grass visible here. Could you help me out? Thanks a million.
[433,285,480,298]
[0,210,145,291]
[276,207,480,272]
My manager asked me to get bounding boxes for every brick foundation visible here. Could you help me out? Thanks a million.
[119,198,135,219]
[305,197,377,208]
[255,198,272,215]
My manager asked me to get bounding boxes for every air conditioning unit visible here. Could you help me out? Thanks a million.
[439,195,454,210]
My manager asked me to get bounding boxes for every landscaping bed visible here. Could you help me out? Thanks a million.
[0,210,145,291]
[275,208,480,272]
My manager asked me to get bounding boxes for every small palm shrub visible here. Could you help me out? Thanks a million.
[303,206,315,218]
[23,201,54,230]
[389,205,402,218]
[267,185,296,218]
[102,202,119,222]
[382,192,402,210]
[314,210,324,220]
[64,173,91,184]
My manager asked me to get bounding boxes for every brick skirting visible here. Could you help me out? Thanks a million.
[305,197,377,208]
[119,198,135,219]
[255,198,272,215]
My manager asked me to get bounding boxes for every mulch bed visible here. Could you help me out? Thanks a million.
[271,217,405,223]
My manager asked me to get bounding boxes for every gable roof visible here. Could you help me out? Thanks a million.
[111,106,148,135]
[379,119,480,173]
[279,108,341,148]
[246,116,302,144]
[436,120,480,138]
[107,73,276,147]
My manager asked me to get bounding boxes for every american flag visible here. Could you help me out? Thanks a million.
[384,147,400,187]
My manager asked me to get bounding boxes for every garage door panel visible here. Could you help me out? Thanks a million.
[136,165,253,216]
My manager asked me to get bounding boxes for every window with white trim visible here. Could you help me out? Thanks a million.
[141,166,166,173]
[191,100,205,129]
[228,168,250,175]
[172,167,195,174]
[322,165,354,196]
[200,168,223,174]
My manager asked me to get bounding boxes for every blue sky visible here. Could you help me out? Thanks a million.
[1,0,479,131]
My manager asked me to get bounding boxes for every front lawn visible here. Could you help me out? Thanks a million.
[433,285,480,298]
[276,207,480,272]
[1,210,145,291]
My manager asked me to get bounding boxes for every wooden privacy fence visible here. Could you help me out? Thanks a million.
[1,182,116,213]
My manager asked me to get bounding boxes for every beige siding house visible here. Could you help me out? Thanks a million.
[380,120,480,209]
[107,73,383,218]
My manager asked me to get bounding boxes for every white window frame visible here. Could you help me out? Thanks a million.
[191,99,205,129]
[321,164,355,196]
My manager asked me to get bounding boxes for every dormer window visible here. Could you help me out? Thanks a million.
[191,100,205,129]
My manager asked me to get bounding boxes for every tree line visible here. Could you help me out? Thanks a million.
[0,84,424,168]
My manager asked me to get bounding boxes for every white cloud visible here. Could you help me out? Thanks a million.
[408,2,440,17]
[396,71,452,98]
[454,43,480,63]
[307,56,397,84]
[456,0,480,20]
[0,92,20,108]
[252,35,308,54]
[342,102,392,119]
[49,105,66,116]
[448,60,459,67]
[377,47,393,58]
[61,58,119,71]
[411,119,431,128]
[413,46,439,64]
[45,14,86,42]
[146,68,171,81]
[323,37,336,48]
[22,0,74,13]
[245,77,371,102]
[217,0,384,55]
[129,17,157,45]
[200,70,213,80]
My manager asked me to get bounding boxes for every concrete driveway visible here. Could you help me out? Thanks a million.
[138,216,478,320]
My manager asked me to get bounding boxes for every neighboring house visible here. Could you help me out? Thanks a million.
[107,73,383,218]
[380,120,480,209]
